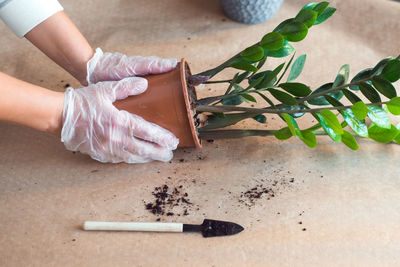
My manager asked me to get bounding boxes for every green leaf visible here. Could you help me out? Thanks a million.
[261,63,285,88]
[295,9,318,28]
[316,113,342,142]
[249,71,276,89]
[359,82,381,104]
[279,21,309,42]
[381,59,400,82]
[300,130,317,148]
[268,88,298,105]
[341,130,359,150]
[279,82,311,97]
[221,95,243,106]
[301,3,318,11]
[200,112,254,130]
[349,68,373,91]
[307,83,344,105]
[287,54,306,82]
[241,93,257,103]
[274,127,292,140]
[343,88,362,104]
[313,2,329,15]
[332,64,350,88]
[255,91,275,107]
[324,95,343,107]
[260,32,284,51]
[394,123,400,144]
[368,124,399,143]
[230,62,258,72]
[279,104,306,118]
[253,114,266,123]
[314,7,336,25]
[281,113,302,138]
[367,105,391,129]
[236,71,250,83]
[266,41,295,58]
[371,57,393,76]
[386,97,400,115]
[342,109,368,138]
[240,46,265,62]
[246,75,264,90]
[319,110,343,134]
[371,76,397,99]
[351,101,369,120]
[273,18,295,33]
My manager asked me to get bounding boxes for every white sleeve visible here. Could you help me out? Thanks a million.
[0,0,63,38]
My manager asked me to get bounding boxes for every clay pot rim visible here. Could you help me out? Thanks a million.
[180,58,202,149]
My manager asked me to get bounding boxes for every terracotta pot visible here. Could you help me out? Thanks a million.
[113,59,202,148]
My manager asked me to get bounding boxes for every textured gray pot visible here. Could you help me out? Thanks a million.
[221,0,284,24]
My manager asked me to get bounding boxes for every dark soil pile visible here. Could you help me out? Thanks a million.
[144,184,193,218]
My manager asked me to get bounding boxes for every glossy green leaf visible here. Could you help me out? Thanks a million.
[351,101,369,120]
[371,57,393,76]
[301,3,318,11]
[200,112,253,130]
[273,18,295,33]
[371,76,397,99]
[274,127,292,140]
[349,68,373,91]
[367,105,391,129]
[236,71,250,83]
[324,95,343,107]
[316,113,342,142]
[279,21,309,42]
[246,75,264,90]
[240,46,265,62]
[313,2,329,15]
[342,109,368,138]
[332,64,350,88]
[253,114,267,123]
[221,95,243,106]
[279,104,306,118]
[241,93,257,103]
[287,54,306,82]
[260,32,284,51]
[368,124,399,143]
[266,41,295,58]
[300,130,317,148]
[261,63,285,88]
[281,113,302,138]
[342,89,362,104]
[314,7,336,25]
[249,71,275,89]
[230,62,258,72]
[307,83,344,105]
[393,123,400,144]
[341,130,359,150]
[319,110,343,134]
[386,97,400,115]
[381,59,400,82]
[359,82,381,104]
[268,88,298,105]
[295,9,318,28]
[279,82,311,97]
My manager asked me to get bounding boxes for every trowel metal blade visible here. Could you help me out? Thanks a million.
[200,219,244,237]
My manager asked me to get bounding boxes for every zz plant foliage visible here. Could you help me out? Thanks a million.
[189,2,400,150]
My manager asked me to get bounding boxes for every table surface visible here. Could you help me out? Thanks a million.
[1,0,400,266]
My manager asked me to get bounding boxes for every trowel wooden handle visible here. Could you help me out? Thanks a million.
[83,221,183,232]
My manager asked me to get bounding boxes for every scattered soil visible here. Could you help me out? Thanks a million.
[239,185,275,208]
[144,184,194,218]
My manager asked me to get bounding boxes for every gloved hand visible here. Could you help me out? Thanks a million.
[86,48,178,84]
[61,77,179,163]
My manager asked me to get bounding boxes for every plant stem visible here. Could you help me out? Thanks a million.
[196,101,388,114]
[203,80,232,84]
[198,129,276,139]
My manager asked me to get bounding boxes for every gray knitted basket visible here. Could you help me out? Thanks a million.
[221,0,284,24]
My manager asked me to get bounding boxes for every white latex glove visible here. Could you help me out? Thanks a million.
[61,78,179,163]
[86,48,178,84]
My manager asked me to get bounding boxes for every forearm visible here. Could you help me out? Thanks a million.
[25,11,94,85]
[0,72,64,136]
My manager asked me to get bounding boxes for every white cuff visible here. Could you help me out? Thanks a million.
[0,0,63,38]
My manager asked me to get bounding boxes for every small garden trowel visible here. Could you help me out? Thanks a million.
[83,219,244,238]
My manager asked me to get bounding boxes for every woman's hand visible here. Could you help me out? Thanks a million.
[62,77,179,163]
